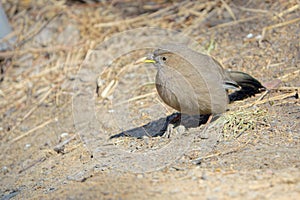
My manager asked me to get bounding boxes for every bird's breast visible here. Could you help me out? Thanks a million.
[155,67,227,115]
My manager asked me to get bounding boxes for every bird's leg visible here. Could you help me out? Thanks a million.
[165,124,175,138]
[162,112,181,138]
[206,114,213,125]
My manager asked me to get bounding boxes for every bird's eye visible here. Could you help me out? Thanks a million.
[162,56,167,61]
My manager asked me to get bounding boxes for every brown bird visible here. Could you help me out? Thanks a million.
[145,44,264,116]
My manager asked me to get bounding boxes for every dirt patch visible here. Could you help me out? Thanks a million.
[0,0,299,199]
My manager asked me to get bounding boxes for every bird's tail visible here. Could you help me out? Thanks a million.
[227,70,265,91]
[226,70,266,102]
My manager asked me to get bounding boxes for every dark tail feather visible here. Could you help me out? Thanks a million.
[226,70,266,102]
[227,70,265,91]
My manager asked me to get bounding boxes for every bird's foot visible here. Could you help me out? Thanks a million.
[163,123,186,138]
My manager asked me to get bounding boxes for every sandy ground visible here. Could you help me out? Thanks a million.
[0,0,299,199]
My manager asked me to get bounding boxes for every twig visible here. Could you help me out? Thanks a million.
[0,45,76,58]
[94,14,148,28]
[220,0,236,21]
[53,134,77,154]
[255,90,269,102]
[10,118,53,143]
[277,69,300,82]
[101,79,118,98]
[273,4,300,20]
[238,6,270,14]
[17,12,63,47]
[259,17,300,44]
[209,16,260,29]
[18,157,47,174]
[10,87,54,132]
[113,92,156,107]
[242,92,297,108]
[272,86,300,92]
[193,139,252,162]
[272,99,299,107]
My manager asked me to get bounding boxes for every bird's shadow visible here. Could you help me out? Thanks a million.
[109,88,263,139]
[109,112,211,139]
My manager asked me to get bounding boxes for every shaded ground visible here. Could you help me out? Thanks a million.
[0,0,299,199]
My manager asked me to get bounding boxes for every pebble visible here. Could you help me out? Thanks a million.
[176,125,186,134]
[246,33,253,38]
[255,34,262,39]
[137,174,144,179]
[24,143,31,149]
[2,166,9,174]
[60,132,69,138]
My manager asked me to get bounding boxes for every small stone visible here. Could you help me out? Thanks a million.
[60,132,69,138]
[24,143,31,149]
[255,34,262,39]
[2,166,9,174]
[176,125,186,134]
[137,174,144,179]
[246,33,253,38]
[142,136,149,145]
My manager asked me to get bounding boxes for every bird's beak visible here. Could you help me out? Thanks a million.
[144,59,156,63]
[134,56,156,64]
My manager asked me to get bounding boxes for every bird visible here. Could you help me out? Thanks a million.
[144,44,265,116]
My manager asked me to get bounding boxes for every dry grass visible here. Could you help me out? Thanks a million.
[0,0,299,145]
